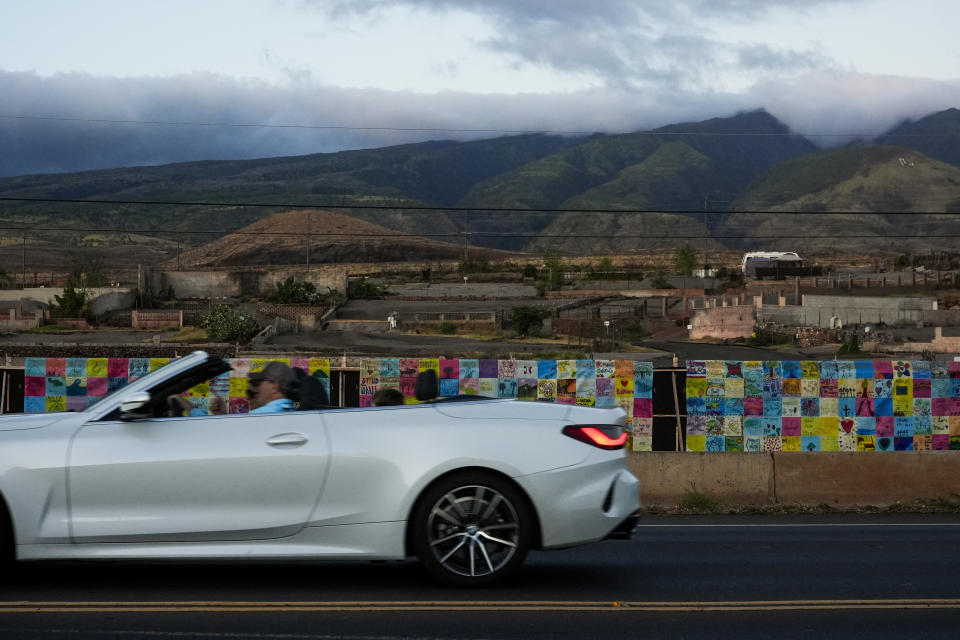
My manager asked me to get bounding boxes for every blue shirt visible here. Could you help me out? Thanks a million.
[250,398,295,414]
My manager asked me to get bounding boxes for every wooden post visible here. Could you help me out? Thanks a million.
[671,371,684,451]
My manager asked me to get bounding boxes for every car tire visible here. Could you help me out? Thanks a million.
[0,498,17,579]
[411,471,533,587]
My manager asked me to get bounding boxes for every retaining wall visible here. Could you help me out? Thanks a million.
[141,267,348,299]
[759,294,938,328]
[132,310,183,329]
[627,451,960,507]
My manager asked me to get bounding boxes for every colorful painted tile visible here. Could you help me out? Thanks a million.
[782,417,802,437]
[517,380,537,401]
[497,378,518,398]
[24,358,46,378]
[723,416,743,436]
[595,360,615,378]
[499,359,518,379]
[439,378,460,397]
[782,436,802,451]
[781,361,802,379]
[537,360,557,380]
[557,359,577,379]
[517,360,538,379]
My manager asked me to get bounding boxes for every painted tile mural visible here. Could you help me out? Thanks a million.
[24,357,332,417]
[686,360,960,452]
[360,358,653,450]
[22,357,654,450]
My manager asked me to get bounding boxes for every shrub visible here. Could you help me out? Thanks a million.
[439,322,458,335]
[268,277,319,304]
[584,257,617,281]
[350,277,383,299]
[200,304,260,342]
[678,485,721,513]
[837,333,863,355]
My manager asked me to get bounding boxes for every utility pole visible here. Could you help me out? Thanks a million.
[21,234,25,290]
[463,210,468,265]
[703,196,709,274]
[306,210,311,271]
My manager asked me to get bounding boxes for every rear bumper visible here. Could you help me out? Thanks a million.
[517,458,640,549]
[604,509,640,540]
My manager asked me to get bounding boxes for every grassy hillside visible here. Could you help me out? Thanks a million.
[721,145,960,252]
[172,209,520,268]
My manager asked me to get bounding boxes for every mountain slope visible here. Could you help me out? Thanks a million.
[876,108,960,168]
[719,145,960,251]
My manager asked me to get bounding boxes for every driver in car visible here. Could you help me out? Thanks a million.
[246,361,297,414]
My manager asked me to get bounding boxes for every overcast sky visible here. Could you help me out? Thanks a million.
[2,0,958,177]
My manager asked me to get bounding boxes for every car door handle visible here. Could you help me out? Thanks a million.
[266,433,308,448]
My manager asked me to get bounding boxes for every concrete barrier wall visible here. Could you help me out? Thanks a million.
[690,305,756,340]
[626,451,960,507]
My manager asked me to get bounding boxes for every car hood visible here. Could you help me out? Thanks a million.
[0,412,63,431]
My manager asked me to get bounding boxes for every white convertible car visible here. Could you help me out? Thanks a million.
[0,351,640,586]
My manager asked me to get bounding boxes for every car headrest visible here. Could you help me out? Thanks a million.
[414,369,438,401]
[293,367,331,410]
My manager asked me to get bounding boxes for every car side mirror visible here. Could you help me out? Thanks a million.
[119,392,153,421]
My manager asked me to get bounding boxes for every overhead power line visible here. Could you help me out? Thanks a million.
[0,224,959,241]
[1,196,958,216]
[2,114,957,138]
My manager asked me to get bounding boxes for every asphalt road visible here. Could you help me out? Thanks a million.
[2,514,960,639]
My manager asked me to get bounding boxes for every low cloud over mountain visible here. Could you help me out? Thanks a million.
[1,69,958,178]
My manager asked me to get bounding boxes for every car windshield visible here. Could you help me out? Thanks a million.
[80,352,214,413]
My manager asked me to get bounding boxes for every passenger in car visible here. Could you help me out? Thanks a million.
[247,361,297,414]
[169,394,226,416]
[372,388,405,406]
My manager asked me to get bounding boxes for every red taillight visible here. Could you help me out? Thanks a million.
[562,425,627,450]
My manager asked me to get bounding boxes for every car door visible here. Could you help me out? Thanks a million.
[68,411,329,543]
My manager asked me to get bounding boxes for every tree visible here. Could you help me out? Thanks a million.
[650,269,674,289]
[68,259,108,289]
[49,280,88,318]
[543,249,565,290]
[585,257,616,281]
[673,243,699,277]
[510,306,550,338]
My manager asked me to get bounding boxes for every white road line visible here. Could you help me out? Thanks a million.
[636,522,960,527]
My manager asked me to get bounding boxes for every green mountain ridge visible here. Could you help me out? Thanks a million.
[0,108,958,268]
